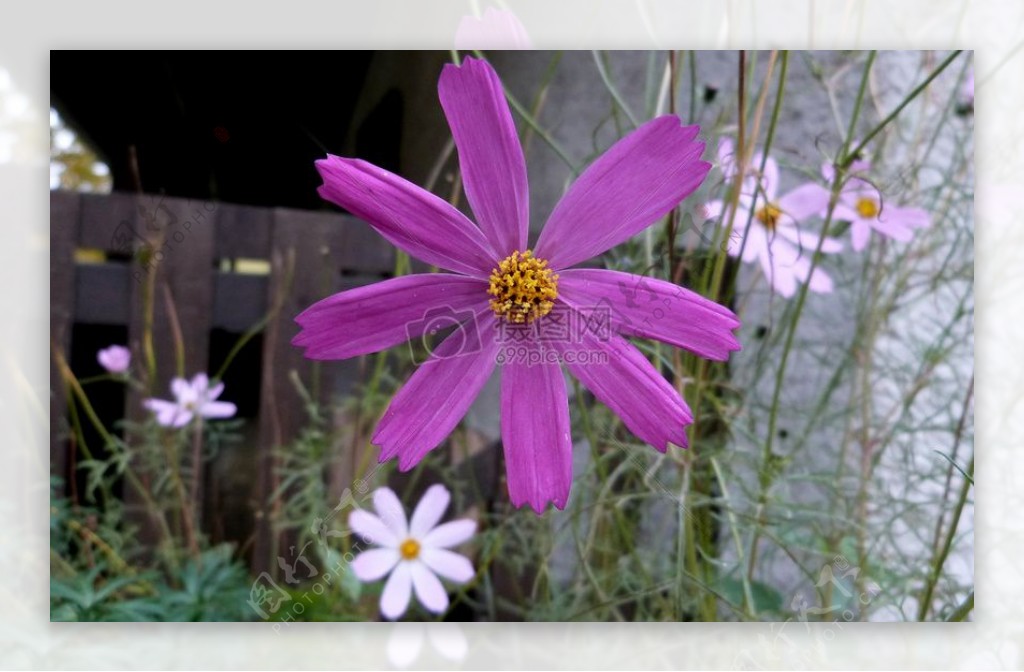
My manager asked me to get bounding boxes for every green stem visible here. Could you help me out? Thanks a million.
[945,590,974,622]
[918,453,974,620]
[593,50,639,128]
[844,50,962,165]
[711,457,756,619]
[745,50,875,591]
[720,50,789,301]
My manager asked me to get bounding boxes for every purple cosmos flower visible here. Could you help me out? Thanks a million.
[294,57,740,512]
[350,484,476,620]
[143,373,237,428]
[822,161,932,252]
[97,344,131,374]
[702,138,842,298]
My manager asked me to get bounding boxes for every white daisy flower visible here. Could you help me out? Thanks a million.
[349,484,476,620]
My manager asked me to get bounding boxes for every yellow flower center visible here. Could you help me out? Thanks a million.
[755,203,783,230]
[855,197,879,218]
[488,250,559,324]
[399,538,421,561]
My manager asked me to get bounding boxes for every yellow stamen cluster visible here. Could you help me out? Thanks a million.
[855,197,879,218]
[399,538,421,561]
[755,203,784,230]
[488,250,559,324]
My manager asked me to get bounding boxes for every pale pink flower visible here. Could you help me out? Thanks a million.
[703,138,842,298]
[349,484,476,620]
[454,8,531,50]
[822,162,932,252]
[97,345,131,374]
[143,373,237,428]
[387,623,467,668]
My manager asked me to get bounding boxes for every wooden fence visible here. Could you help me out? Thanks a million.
[49,189,401,575]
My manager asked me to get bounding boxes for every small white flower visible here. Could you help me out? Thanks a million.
[349,484,476,620]
[143,373,237,428]
[96,344,131,374]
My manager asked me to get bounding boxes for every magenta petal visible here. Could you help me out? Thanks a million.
[439,57,529,256]
[293,274,486,360]
[535,116,710,269]
[500,344,573,512]
[373,311,500,469]
[558,269,740,361]
[316,156,497,277]
[554,318,692,451]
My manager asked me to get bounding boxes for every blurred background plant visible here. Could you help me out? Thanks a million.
[49,49,973,623]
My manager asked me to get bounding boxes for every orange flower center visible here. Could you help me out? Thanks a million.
[488,250,558,324]
[855,197,879,218]
[399,538,421,561]
[755,203,783,230]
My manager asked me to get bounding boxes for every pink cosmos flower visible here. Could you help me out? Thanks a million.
[350,484,476,620]
[97,344,131,374]
[143,373,237,428]
[821,161,932,252]
[702,138,842,298]
[294,57,741,512]
[454,8,532,50]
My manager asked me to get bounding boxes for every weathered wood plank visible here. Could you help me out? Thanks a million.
[59,190,404,570]
[254,209,340,575]
[127,196,217,385]
[323,210,396,276]
[76,264,273,333]
[74,263,132,325]
[124,195,218,544]
[252,209,391,575]
[214,202,273,260]
[80,191,146,252]
[212,272,270,332]
[50,190,81,490]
